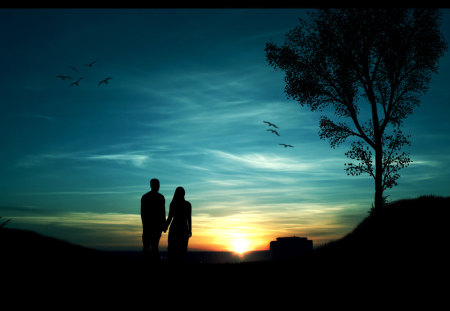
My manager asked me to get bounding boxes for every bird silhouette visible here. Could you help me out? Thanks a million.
[69,77,84,87]
[84,60,98,68]
[263,121,279,128]
[56,75,73,80]
[280,144,294,148]
[97,77,112,87]
[71,66,79,74]
[267,129,280,136]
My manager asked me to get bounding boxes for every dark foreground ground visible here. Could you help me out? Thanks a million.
[2,195,449,304]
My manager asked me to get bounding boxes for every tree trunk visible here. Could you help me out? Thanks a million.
[374,144,384,209]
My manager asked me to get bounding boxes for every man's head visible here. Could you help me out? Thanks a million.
[150,178,160,192]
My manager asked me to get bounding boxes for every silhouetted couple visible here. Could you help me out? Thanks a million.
[141,179,192,263]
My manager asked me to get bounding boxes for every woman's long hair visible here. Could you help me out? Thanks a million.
[171,186,185,205]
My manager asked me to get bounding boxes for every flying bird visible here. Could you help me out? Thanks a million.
[69,77,84,87]
[267,129,280,136]
[71,66,79,73]
[56,75,72,80]
[280,144,294,148]
[97,77,112,87]
[263,121,279,128]
[84,60,98,68]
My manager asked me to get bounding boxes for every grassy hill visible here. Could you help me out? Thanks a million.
[1,227,112,266]
[312,195,449,268]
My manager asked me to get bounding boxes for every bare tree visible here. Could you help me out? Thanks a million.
[265,9,447,209]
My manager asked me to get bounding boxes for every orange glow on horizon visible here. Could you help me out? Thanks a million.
[185,234,269,253]
[185,227,271,253]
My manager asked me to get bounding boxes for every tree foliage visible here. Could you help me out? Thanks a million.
[266,9,447,208]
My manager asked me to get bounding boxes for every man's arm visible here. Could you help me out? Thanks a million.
[164,202,173,233]
[161,196,166,232]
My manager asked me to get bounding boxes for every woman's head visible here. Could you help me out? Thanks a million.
[173,186,185,200]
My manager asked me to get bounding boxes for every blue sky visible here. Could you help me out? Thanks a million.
[1,9,449,251]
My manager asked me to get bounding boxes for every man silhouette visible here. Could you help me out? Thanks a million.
[141,178,166,262]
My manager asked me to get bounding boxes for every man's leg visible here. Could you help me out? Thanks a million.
[142,234,150,258]
[149,232,161,262]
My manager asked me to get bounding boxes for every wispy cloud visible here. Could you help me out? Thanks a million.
[209,149,317,172]
[17,151,149,168]
[84,154,148,167]
[206,149,348,178]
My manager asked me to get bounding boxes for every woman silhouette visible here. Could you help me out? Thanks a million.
[165,187,192,262]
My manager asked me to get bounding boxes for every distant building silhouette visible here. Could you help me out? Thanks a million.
[270,237,313,261]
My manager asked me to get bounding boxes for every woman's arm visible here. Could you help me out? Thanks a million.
[164,204,173,233]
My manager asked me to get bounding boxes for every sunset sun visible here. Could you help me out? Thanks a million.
[232,238,250,255]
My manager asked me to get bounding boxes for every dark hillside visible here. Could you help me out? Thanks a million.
[1,227,115,270]
[312,195,449,269]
